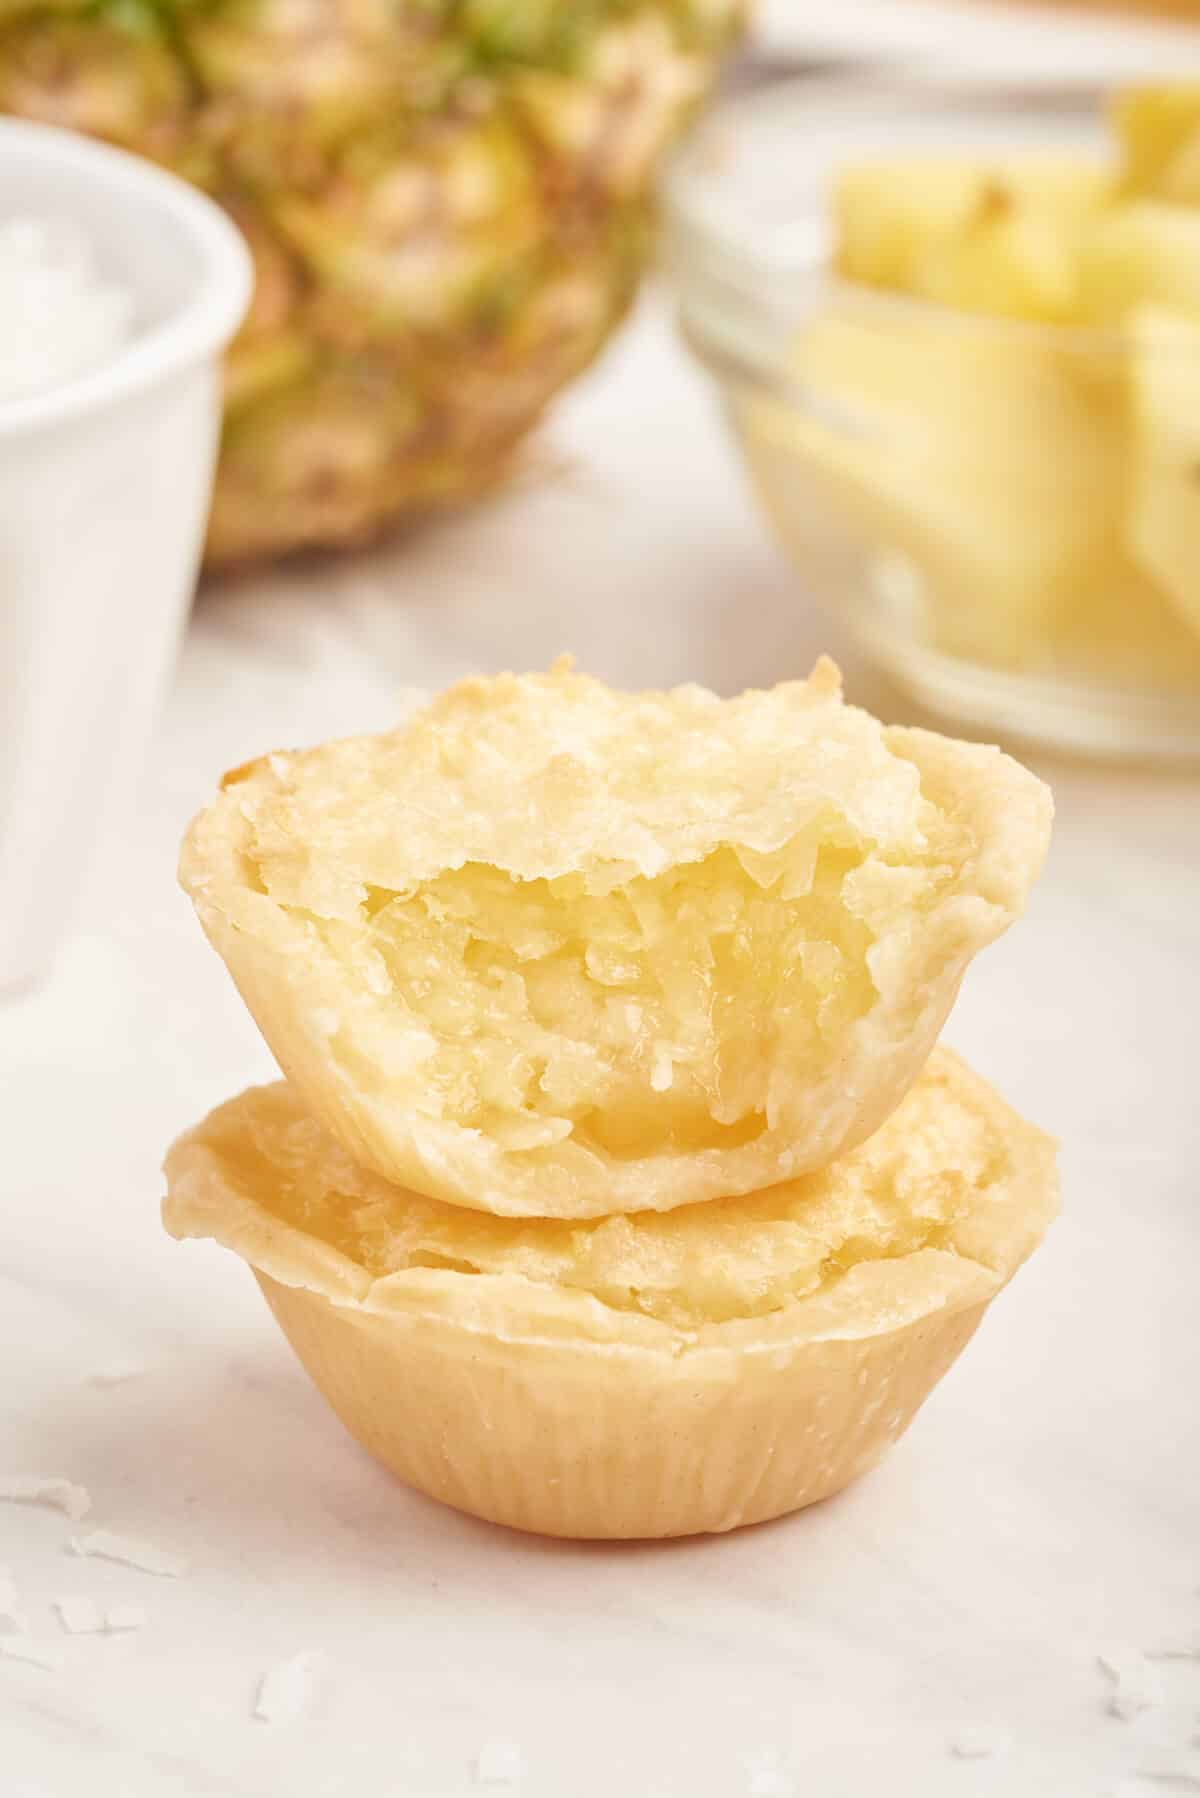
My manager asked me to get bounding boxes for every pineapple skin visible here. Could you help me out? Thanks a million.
[0,0,743,565]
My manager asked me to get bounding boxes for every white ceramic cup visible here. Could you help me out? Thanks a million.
[0,120,252,993]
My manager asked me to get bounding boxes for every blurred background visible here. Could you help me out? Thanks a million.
[2,5,1199,1796]
[4,0,1200,988]
[7,0,1200,975]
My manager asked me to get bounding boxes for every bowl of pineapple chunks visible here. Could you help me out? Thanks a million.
[667,80,1200,758]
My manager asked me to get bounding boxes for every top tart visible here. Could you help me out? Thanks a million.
[179,659,1051,1218]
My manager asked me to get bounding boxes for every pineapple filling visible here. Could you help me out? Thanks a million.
[177,1051,1032,1330]
[311,834,883,1160]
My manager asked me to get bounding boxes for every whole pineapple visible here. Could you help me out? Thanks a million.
[0,0,741,564]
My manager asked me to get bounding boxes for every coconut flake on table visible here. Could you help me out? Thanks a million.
[742,1747,794,1795]
[52,1591,147,1635]
[948,1727,1012,1760]
[85,1364,145,1389]
[253,1651,326,1724]
[0,1637,62,1671]
[1097,1647,1163,1719]
[104,1604,146,1634]
[67,1530,187,1579]
[0,218,133,403]
[474,1739,527,1786]
[0,1475,91,1521]
[53,1595,107,1636]
[0,1567,27,1636]
[1146,1634,1200,1661]
[1137,1752,1200,1789]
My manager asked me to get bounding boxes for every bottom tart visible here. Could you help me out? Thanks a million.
[163,1048,1057,1539]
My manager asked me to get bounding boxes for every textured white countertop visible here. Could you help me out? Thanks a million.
[2,293,1199,1798]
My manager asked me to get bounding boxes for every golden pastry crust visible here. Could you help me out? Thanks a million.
[163,1049,1058,1538]
[180,661,1052,1219]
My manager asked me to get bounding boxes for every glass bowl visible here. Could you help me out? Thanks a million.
[665,80,1200,760]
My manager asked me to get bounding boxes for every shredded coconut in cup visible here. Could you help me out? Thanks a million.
[0,216,133,402]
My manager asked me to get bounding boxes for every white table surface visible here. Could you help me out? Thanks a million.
[2,291,1199,1798]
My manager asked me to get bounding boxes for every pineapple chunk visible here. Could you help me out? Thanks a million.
[910,193,1079,322]
[834,161,985,289]
[1125,306,1200,638]
[835,154,1111,314]
[1054,548,1200,686]
[1077,201,1200,323]
[1113,85,1200,200]
[743,310,1121,662]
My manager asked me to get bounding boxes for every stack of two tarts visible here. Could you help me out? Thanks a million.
[165,660,1057,1540]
